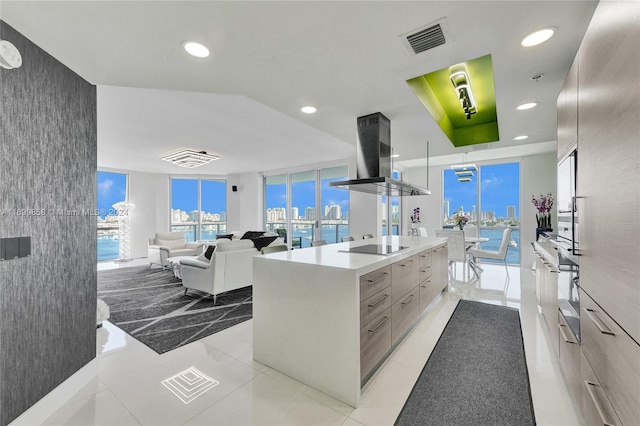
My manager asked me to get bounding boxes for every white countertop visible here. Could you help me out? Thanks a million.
[256,235,447,274]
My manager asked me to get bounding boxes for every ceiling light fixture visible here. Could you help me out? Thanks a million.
[514,135,528,140]
[391,154,400,158]
[0,40,22,69]
[183,42,210,58]
[521,28,555,47]
[450,70,477,120]
[300,106,317,114]
[162,149,220,168]
[451,163,477,182]
[517,102,537,110]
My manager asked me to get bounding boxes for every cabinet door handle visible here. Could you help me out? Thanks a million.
[585,308,616,336]
[400,260,414,267]
[368,316,389,333]
[420,280,432,288]
[401,294,415,305]
[368,293,389,308]
[367,273,388,284]
[584,381,617,426]
[558,323,577,344]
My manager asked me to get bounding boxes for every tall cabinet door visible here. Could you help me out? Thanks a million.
[557,58,578,161]
[577,0,640,343]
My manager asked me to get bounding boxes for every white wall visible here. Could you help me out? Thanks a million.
[128,171,169,258]
[402,151,557,267]
[226,172,263,232]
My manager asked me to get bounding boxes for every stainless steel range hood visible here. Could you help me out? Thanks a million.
[330,112,430,196]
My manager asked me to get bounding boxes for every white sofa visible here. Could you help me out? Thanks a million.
[179,235,283,303]
[148,232,205,268]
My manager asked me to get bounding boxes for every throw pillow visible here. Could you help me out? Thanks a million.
[251,235,278,251]
[203,245,216,260]
[241,231,266,240]
[216,234,233,240]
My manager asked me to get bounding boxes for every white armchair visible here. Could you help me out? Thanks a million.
[148,232,204,268]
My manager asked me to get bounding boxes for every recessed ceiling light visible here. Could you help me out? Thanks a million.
[514,135,528,141]
[301,106,317,114]
[183,42,210,58]
[521,28,555,47]
[517,102,537,110]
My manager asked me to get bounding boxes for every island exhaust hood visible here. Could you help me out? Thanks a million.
[330,112,431,196]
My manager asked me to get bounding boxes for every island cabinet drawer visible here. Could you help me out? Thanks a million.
[418,263,433,284]
[391,286,420,344]
[558,311,581,401]
[360,266,391,302]
[360,308,392,380]
[580,289,640,425]
[419,277,442,313]
[360,286,392,327]
[580,351,622,426]
[391,255,419,304]
[418,250,432,268]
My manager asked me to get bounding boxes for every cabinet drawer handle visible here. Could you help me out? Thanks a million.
[367,273,388,284]
[557,323,577,344]
[585,308,616,336]
[368,293,389,308]
[420,280,432,288]
[401,294,415,305]
[400,260,414,267]
[368,316,389,333]
[584,381,616,426]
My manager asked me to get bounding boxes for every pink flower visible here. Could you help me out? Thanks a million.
[531,193,554,213]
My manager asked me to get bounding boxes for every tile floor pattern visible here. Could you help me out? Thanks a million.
[12,260,585,425]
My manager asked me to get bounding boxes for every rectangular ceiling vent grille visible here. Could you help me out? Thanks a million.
[400,18,451,56]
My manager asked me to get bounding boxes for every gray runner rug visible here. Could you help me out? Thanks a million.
[97,266,252,354]
[395,300,536,426]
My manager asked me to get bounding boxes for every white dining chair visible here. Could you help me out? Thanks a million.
[435,229,471,284]
[311,239,328,247]
[468,228,512,277]
[417,227,428,237]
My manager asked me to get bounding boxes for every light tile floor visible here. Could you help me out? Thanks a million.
[12,260,584,426]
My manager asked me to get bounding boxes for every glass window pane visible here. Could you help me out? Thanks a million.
[171,178,198,242]
[201,180,226,240]
[391,170,400,235]
[320,166,349,243]
[443,169,478,229]
[292,171,316,248]
[97,171,127,261]
[265,174,288,240]
[479,163,520,264]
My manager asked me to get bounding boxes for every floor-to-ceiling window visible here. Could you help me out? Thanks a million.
[382,170,402,236]
[170,177,226,241]
[97,171,128,261]
[264,166,349,248]
[443,162,520,264]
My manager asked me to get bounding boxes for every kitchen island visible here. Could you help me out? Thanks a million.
[253,235,448,407]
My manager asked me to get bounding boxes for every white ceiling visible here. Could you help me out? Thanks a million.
[1,1,597,175]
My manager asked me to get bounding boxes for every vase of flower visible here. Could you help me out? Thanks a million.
[453,212,469,230]
[409,207,420,236]
[532,193,554,230]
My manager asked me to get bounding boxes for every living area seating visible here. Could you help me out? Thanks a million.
[179,233,284,303]
[148,232,204,268]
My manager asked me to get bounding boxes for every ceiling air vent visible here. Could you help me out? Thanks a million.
[400,18,451,56]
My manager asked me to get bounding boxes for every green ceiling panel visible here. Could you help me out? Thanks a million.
[407,54,499,147]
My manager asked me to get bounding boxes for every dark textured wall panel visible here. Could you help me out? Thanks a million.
[0,21,97,426]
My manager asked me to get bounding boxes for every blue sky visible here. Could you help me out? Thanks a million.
[97,171,127,217]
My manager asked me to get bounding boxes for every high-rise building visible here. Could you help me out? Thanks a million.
[266,207,286,222]
[443,200,450,219]
[507,205,516,218]
[305,207,316,220]
[326,205,341,220]
[291,207,299,220]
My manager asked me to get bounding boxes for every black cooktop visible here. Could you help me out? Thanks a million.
[345,244,408,255]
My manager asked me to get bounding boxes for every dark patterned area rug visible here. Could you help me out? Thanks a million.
[97,266,252,354]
